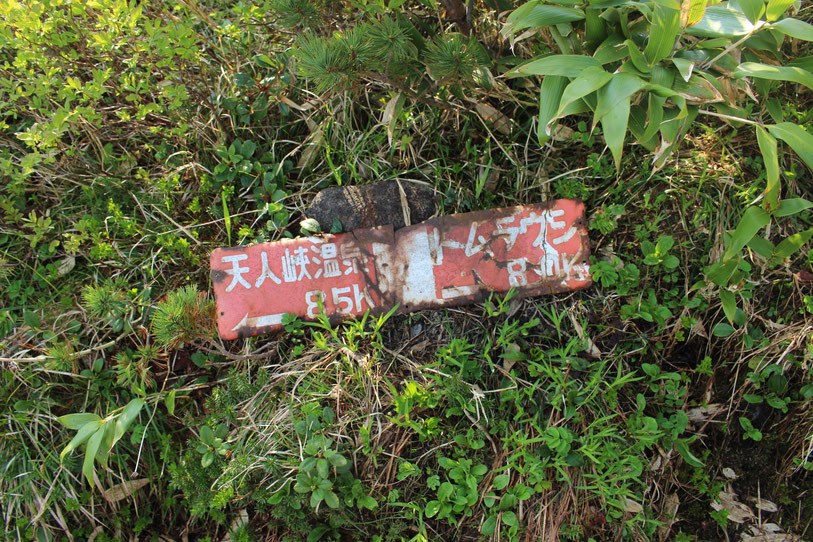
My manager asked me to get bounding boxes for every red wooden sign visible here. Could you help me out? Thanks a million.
[211,200,591,339]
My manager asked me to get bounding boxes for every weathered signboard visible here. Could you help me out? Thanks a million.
[211,200,591,339]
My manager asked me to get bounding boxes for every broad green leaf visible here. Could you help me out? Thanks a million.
[774,198,813,217]
[482,515,498,535]
[537,75,568,145]
[165,390,176,416]
[686,6,754,37]
[772,228,813,261]
[697,37,733,48]
[60,420,103,461]
[328,452,347,467]
[734,62,813,91]
[786,55,813,73]
[660,100,689,141]
[625,40,650,73]
[657,235,675,252]
[672,73,724,103]
[707,256,740,286]
[672,58,695,81]
[651,0,681,9]
[359,495,378,510]
[594,73,646,122]
[201,452,214,468]
[96,421,116,468]
[323,490,340,509]
[502,511,519,527]
[719,289,737,323]
[240,140,256,157]
[681,0,710,28]
[310,488,324,508]
[493,473,510,490]
[307,526,331,542]
[653,104,698,170]
[543,0,583,6]
[584,8,607,42]
[734,0,764,23]
[506,2,585,32]
[560,97,591,116]
[724,206,770,260]
[23,310,41,328]
[747,236,775,258]
[642,94,666,141]
[507,55,601,77]
[593,34,629,65]
[651,64,676,88]
[114,398,144,445]
[771,18,813,41]
[674,438,705,467]
[200,425,215,446]
[425,500,441,517]
[645,6,681,65]
[601,95,631,170]
[767,123,813,171]
[712,322,736,337]
[746,29,784,53]
[756,126,780,211]
[83,426,104,483]
[713,103,751,125]
[555,66,612,120]
[58,413,102,430]
[765,0,796,21]
[317,458,329,478]
[628,104,650,143]
[438,482,454,500]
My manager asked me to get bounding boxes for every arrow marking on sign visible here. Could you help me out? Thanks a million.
[232,312,286,331]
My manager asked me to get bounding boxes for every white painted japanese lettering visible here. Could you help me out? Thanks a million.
[254,252,282,288]
[221,254,251,292]
[282,247,312,283]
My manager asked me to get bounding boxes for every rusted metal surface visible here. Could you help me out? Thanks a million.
[211,200,591,340]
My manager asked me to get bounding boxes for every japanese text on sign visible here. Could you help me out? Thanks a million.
[211,200,591,339]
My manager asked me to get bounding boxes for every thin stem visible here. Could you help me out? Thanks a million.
[0,340,117,363]
[702,21,766,70]
[698,109,763,127]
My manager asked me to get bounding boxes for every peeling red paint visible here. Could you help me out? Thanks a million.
[210,200,591,340]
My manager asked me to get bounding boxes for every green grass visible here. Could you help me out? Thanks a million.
[1,0,813,541]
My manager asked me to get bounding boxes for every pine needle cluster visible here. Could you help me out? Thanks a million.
[81,279,130,329]
[45,340,78,373]
[150,285,215,349]
[289,13,491,94]
[424,33,490,83]
[115,345,159,391]
[271,0,322,30]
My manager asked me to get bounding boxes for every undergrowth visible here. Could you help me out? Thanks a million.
[1,0,812,540]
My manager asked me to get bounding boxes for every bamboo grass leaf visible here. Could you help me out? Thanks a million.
[755,126,780,211]
[734,62,813,91]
